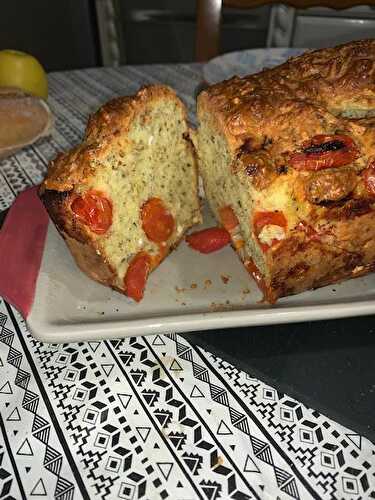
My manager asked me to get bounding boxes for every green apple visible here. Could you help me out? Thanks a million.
[0,49,48,99]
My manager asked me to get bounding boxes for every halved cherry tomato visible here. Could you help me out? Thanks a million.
[253,211,287,252]
[219,205,239,231]
[186,227,231,254]
[363,159,375,196]
[71,190,112,234]
[124,252,151,302]
[141,198,175,243]
[290,134,359,171]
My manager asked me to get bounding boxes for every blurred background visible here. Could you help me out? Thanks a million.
[1,0,375,71]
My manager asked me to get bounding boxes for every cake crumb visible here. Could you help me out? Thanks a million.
[190,283,197,289]
[204,279,212,289]
[221,274,230,284]
[175,286,187,293]
[242,288,250,294]
[209,301,236,312]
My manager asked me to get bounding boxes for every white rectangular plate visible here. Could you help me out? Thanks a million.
[28,204,375,343]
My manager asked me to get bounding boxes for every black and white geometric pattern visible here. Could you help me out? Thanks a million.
[0,64,374,499]
[0,299,374,499]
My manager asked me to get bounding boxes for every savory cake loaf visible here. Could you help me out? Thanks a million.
[39,85,201,301]
[195,39,375,302]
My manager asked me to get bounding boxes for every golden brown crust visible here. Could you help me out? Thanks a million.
[63,233,119,289]
[198,40,375,153]
[40,85,186,193]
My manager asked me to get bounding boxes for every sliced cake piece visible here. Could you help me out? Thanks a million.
[39,85,202,301]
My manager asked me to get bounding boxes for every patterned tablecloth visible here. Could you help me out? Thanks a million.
[0,63,374,500]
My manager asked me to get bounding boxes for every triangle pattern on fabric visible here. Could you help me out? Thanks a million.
[101,364,114,377]
[33,427,50,445]
[176,340,188,354]
[233,415,250,436]
[154,410,172,428]
[55,476,75,496]
[117,394,132,410]
[7,407,21,421]
[169,359,183,371]
[179,349,193,362]
[217,420,233,436]
[0,312,6,326]
[17,438,33,456]
[229,407,244,424]
[201,484,220,500]
[22,394,39,414]
[192,362,207,378]
[256,445,274,466]
[157,462,173,481]
[0,381,12,394]
[183,455,202,475]
[15,369,30,390]
[274,465,292,487]
[44,445,61,464]
[190,385,204,398]
[30,478,47,496]
[136,427,151,443]
[251,435,267,455]
[142,391,158,406]
[88,342,100,352]
[130,371,145,386]
[243,455,260,473]
[152,335,165,346]
[0,327,14,345]
[346,433,362,450]
[32,414,49,433]
[281,478,299,498]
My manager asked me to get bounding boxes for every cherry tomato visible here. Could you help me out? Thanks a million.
[141,198,175,243]
[124,252,151,302]
[290,134,359,171]
[253,211,287,252]
[71,190,112,234]
[363,159,375,196]
[219,205,239,231]
[185,227,231,254]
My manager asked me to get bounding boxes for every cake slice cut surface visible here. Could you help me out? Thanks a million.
[40,85,202,301]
